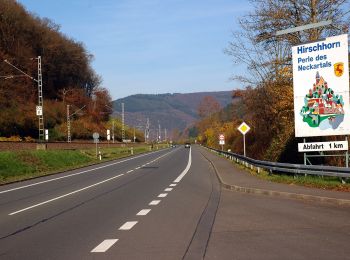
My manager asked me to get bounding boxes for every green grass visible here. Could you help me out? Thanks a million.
[0,144,168,184]
[232,159,350,192]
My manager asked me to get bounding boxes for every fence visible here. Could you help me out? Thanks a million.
[207,147,350,179]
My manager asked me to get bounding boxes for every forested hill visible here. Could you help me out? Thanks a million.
[112,91,233,136]
[0,1,112,140]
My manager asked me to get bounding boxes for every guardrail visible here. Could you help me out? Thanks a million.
[206,147,350,179]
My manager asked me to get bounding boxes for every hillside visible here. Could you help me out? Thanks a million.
[112,91,233,139]
[0,1,111,140]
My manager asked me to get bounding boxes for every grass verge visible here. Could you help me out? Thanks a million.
[224,155,350,192]
[0,145,168,185]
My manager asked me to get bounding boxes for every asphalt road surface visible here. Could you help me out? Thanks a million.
[0,146,220,259]
[1,145,350,260]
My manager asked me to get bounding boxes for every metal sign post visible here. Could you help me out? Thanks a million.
[93,132,99,158]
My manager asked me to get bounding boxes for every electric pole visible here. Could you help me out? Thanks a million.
[67,105,71,143]
[4,56,44,142]
[112,119,115,143]
[122,102,125,142]
[145,118,150,143]
[158,121,161,143]
[37,56,44,142]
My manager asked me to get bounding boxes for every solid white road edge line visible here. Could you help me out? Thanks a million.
[91,239,119,253]
[119,221,138,230]
[0,149,171,195]
[149,200,161,205]
[8,174,124,216]
[136,209,151,216]
[173,147,192,183]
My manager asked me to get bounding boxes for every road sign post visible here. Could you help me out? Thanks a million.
[219,134,225,151]
[238,122,251,157]
[93,132,99,158]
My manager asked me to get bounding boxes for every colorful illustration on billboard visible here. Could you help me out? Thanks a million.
[300,71,344,130]
[293,34,350,137]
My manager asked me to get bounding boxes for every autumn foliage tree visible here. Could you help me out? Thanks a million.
[0,0,112,140]
[195,0,350,163]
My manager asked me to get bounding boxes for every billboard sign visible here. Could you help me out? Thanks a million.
[293,34,349,137]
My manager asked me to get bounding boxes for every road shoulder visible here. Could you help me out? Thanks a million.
[199,146,350,207]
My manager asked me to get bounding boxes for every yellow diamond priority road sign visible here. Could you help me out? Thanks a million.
[238,122,250,135]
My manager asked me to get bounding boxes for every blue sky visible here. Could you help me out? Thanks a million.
[18,0,251,100]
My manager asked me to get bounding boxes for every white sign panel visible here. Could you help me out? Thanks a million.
[93,132,99,140]
[36,106,43,116]
[298,141,348,152]
[45,129,49,141]
[219,140,225,145]
[107,129,110,141]
[293,34,350,137]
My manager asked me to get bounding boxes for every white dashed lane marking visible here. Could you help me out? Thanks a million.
[91,239,119,253]
[170,184,177,187]
[164,188,173,192]
[158,193,168,198]
[137,209,151,216]
[119,221,138,230]
[9,174,124,216]
[149,200,161,205]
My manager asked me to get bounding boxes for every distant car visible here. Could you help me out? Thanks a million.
[184,143,191,148]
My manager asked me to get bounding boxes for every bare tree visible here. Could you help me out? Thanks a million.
[226,0,350,85]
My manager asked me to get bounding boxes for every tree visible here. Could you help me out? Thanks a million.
[0,0,108,139]
[224,0,349,162]
[226,0,349,86]
[197,96,221,119]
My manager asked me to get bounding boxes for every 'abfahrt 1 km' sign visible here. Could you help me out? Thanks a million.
[293,34,350,137]
[298,141,348,152]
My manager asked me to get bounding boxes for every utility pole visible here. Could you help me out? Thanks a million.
[133,127,136,143]
[4,56,44,142]
[66,105,85,143]
[121,102,125,142]
[164,128,167,142]
[112,119,115,143]
[145,118,150,143]
[67,105,71,143]
[158,121,161,143]
[37,56,44,142]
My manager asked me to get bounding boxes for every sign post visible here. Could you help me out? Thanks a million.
[219,134,225,151]
[238,122,251,157]
[93,132,99,158]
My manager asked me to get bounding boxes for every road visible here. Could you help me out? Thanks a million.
[1,145,350,260]
[0,146,220,259]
